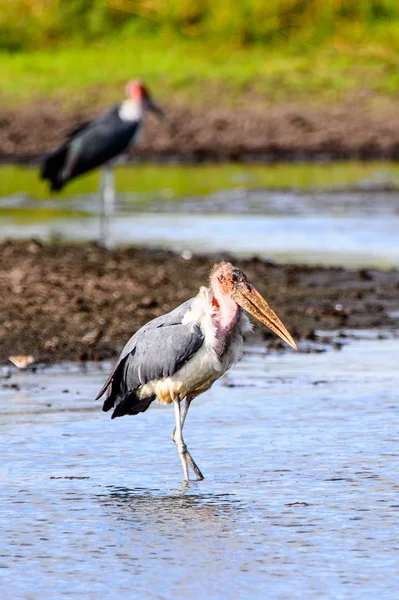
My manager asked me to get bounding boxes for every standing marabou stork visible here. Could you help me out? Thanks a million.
[40,80,164,247]
[96,262,297,481]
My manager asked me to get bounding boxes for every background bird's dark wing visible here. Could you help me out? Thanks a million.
[96,299,205,418]
[65,119,92,140]
[40,105,138,190]
[62,107,139,180]
[39,112,106,187]
[65,105,119,140]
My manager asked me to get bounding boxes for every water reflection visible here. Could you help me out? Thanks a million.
[99,485,243,527]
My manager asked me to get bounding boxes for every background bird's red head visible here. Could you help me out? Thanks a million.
[125,80,147,101]
[125,79,165,118]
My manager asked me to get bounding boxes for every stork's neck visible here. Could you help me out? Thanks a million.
[212,287,241,356]
[119,99,143,122]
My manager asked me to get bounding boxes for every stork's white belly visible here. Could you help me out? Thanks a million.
[139,341,235,404]
[138,286,252,405]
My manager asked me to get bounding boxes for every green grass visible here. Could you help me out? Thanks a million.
[0,23,399,110]
[2,162,399,202]
[1,2,399,109]
[0,207,88,224]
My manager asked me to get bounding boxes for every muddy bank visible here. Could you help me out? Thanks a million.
[0,240,398,364]
[2,100,399,163]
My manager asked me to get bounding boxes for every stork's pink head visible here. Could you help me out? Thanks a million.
[210,262,248,297]
[125,80,165,119]
[210,262,297,350]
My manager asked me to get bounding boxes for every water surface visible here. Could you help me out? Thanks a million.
[1,337,399,598]
[1,162,399,267]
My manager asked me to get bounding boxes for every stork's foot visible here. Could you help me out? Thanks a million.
[185,455,204,482]
[177,440,189,482]
[193,469,205,482]
[171,428,204,481]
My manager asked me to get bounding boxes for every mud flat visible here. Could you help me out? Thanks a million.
[3,101,399,163]
[1,240,398,364]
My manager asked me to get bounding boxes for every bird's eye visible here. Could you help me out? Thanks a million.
[231,273,238,282]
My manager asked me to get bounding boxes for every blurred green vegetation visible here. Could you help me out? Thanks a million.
[2,162,399,201]
[2,1,399,50]
[1,1,399,106]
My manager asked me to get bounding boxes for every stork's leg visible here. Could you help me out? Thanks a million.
[172,396,191,434]
[99,169,106,246]
[99,166,115,248]
[172,398,204,481]
[173,399,189,481]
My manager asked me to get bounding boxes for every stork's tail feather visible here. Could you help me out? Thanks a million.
[96,352,155,418]
[40,147,68,192]
[102,389,155,419]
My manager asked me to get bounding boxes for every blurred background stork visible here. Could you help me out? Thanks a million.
[40,80,164,247]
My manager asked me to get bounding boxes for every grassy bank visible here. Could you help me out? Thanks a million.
[1,33,399,110]
[2,162,399,202]
[3,1,399,51]
[0,2,399,110]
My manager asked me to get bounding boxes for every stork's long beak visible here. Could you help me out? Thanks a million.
[232,284,297,350]
[146,96,165,120]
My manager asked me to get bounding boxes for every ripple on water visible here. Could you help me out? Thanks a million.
[1,339,399,598]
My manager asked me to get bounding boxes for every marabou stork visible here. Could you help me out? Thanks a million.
[40,80,164,247]
[96,262,297,482]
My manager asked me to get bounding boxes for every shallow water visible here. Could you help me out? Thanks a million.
[2,212,397,267]
[1,163,399,266]
[1,337,399,599]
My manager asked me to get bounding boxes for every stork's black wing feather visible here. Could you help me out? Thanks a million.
[65,119,93,140]
[96,299,205,418]
[40,113,104,189]
[40,105,139,191]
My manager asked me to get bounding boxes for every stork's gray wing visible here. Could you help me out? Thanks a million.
[122,320,204,386]
[96,298,204,418]
[116,298,195,366]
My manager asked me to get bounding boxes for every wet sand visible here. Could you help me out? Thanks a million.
[1,240,398,364]
[3,100,399,163]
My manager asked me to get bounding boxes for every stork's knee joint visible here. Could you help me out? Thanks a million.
[178,441,187,456]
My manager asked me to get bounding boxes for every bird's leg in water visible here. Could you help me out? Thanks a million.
[100,166,115,248]
[173,399,189,481]
[171,396,191,438]
[172,398,204,481]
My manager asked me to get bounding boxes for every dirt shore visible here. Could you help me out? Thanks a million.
[0,240,398,365]
[2,99,399,163]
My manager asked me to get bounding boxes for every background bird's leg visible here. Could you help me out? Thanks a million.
[173,399,189,481]
[172,397,204,481]
[100,166,115,248]
[99,169,106,247]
